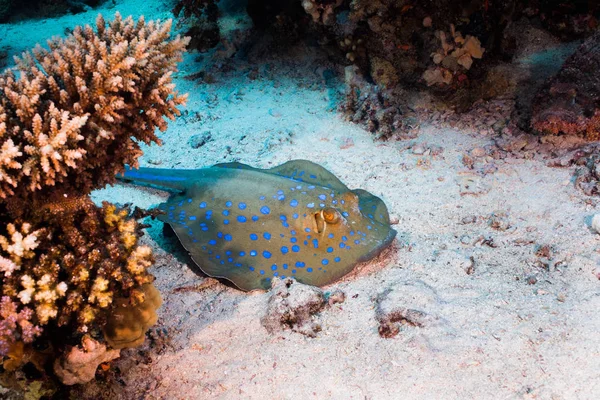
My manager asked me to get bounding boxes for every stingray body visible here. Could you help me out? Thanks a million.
[118,160,396,291]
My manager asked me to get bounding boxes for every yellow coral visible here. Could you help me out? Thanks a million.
[103,283,162,349]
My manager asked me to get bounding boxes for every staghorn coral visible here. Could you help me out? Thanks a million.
[0,12,189,204]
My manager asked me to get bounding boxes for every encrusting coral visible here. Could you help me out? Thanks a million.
[0,12,188,204]
[0,12,189,388]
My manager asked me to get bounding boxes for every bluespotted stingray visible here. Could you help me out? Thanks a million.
[118,160,396,291]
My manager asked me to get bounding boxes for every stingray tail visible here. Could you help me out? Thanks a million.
[117,165,194,192]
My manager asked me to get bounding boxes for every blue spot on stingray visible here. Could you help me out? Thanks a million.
[295,261,305,268]
[308,185,315,189]
[217,232,223,238]
[238,202,246,210]
[334,257,341,262]
[271,264,277,271]
[312,239,319,248]
[290,237,297,243]
[223,219,230,225]
[281,246,289,254]
[292,245,300,252]
[263,251,272,259]
[201,226,209,231]
[250,250,257,256]
[169,206,175,210]
[237,215,247,223]
[215,255,221,259]
[235,263,242,267]
[298,171,305,177]
[280,215,287,221]
[208,240,216,245]
[259,195,266,200]
[307,203,315,208]
[263,232,271,240]
[342,212,349,217]
[318,194,327,201]
[292,269,297,274]
[328,233,334,239]
[303,240,308,245]
[225,201,232,207]
[290,199,298,207]
[222,210,230,216]
[320,203,325,207]
[307,268,313,272]
[327,247,334,253]
[278,195,285,201]
[228,257,233,262]
[249,266,255,271]
[178,201,183,206]
[260,206,270,215]
[368,214,374,219]
[252,215,259,222]
[226,251,232,255]
[305,228,311,233]
[354,239,360,244]
[282,263,288,270]
[341,200,345,205]
[332,200,338,205]
[250,233,258,240]
[350,231,355,236]
[342,236,348,241]
[291,230,297,235]
[260,270,265,275]
[367,225,372,230]
[239,251,246,257]
[339,242,346,248]
[293,213,299,219]
[189,216,197,221]
[199,202,207,208]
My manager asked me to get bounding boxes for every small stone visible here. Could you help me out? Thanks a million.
[188,131,212,149]
[327,290,346,305]
[423,16,432,28]
[412,144,426,155]
[269,108,282,117]
[471,147,486,157]
[592,214,600,234]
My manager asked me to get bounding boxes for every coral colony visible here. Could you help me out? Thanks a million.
[0,13,188,385]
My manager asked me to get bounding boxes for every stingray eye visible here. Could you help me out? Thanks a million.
[322,207,341,224]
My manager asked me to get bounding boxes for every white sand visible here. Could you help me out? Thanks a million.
[1,0,599,398]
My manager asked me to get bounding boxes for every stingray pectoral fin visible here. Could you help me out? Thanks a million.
[117,165,198,192]
[352,189,392,225]
[214,159,349,191]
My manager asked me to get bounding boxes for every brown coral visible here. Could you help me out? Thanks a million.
[53,335,121,385]
[103,283,162,349]
[0,12,189,202]
[0,198,156,358]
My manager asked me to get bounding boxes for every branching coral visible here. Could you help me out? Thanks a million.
[0,198,156,362]
[0,13,187,388]
[423,26,485,87]
[0,12,189,202]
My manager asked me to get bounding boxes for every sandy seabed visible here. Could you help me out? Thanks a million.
[1,0,599,399]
